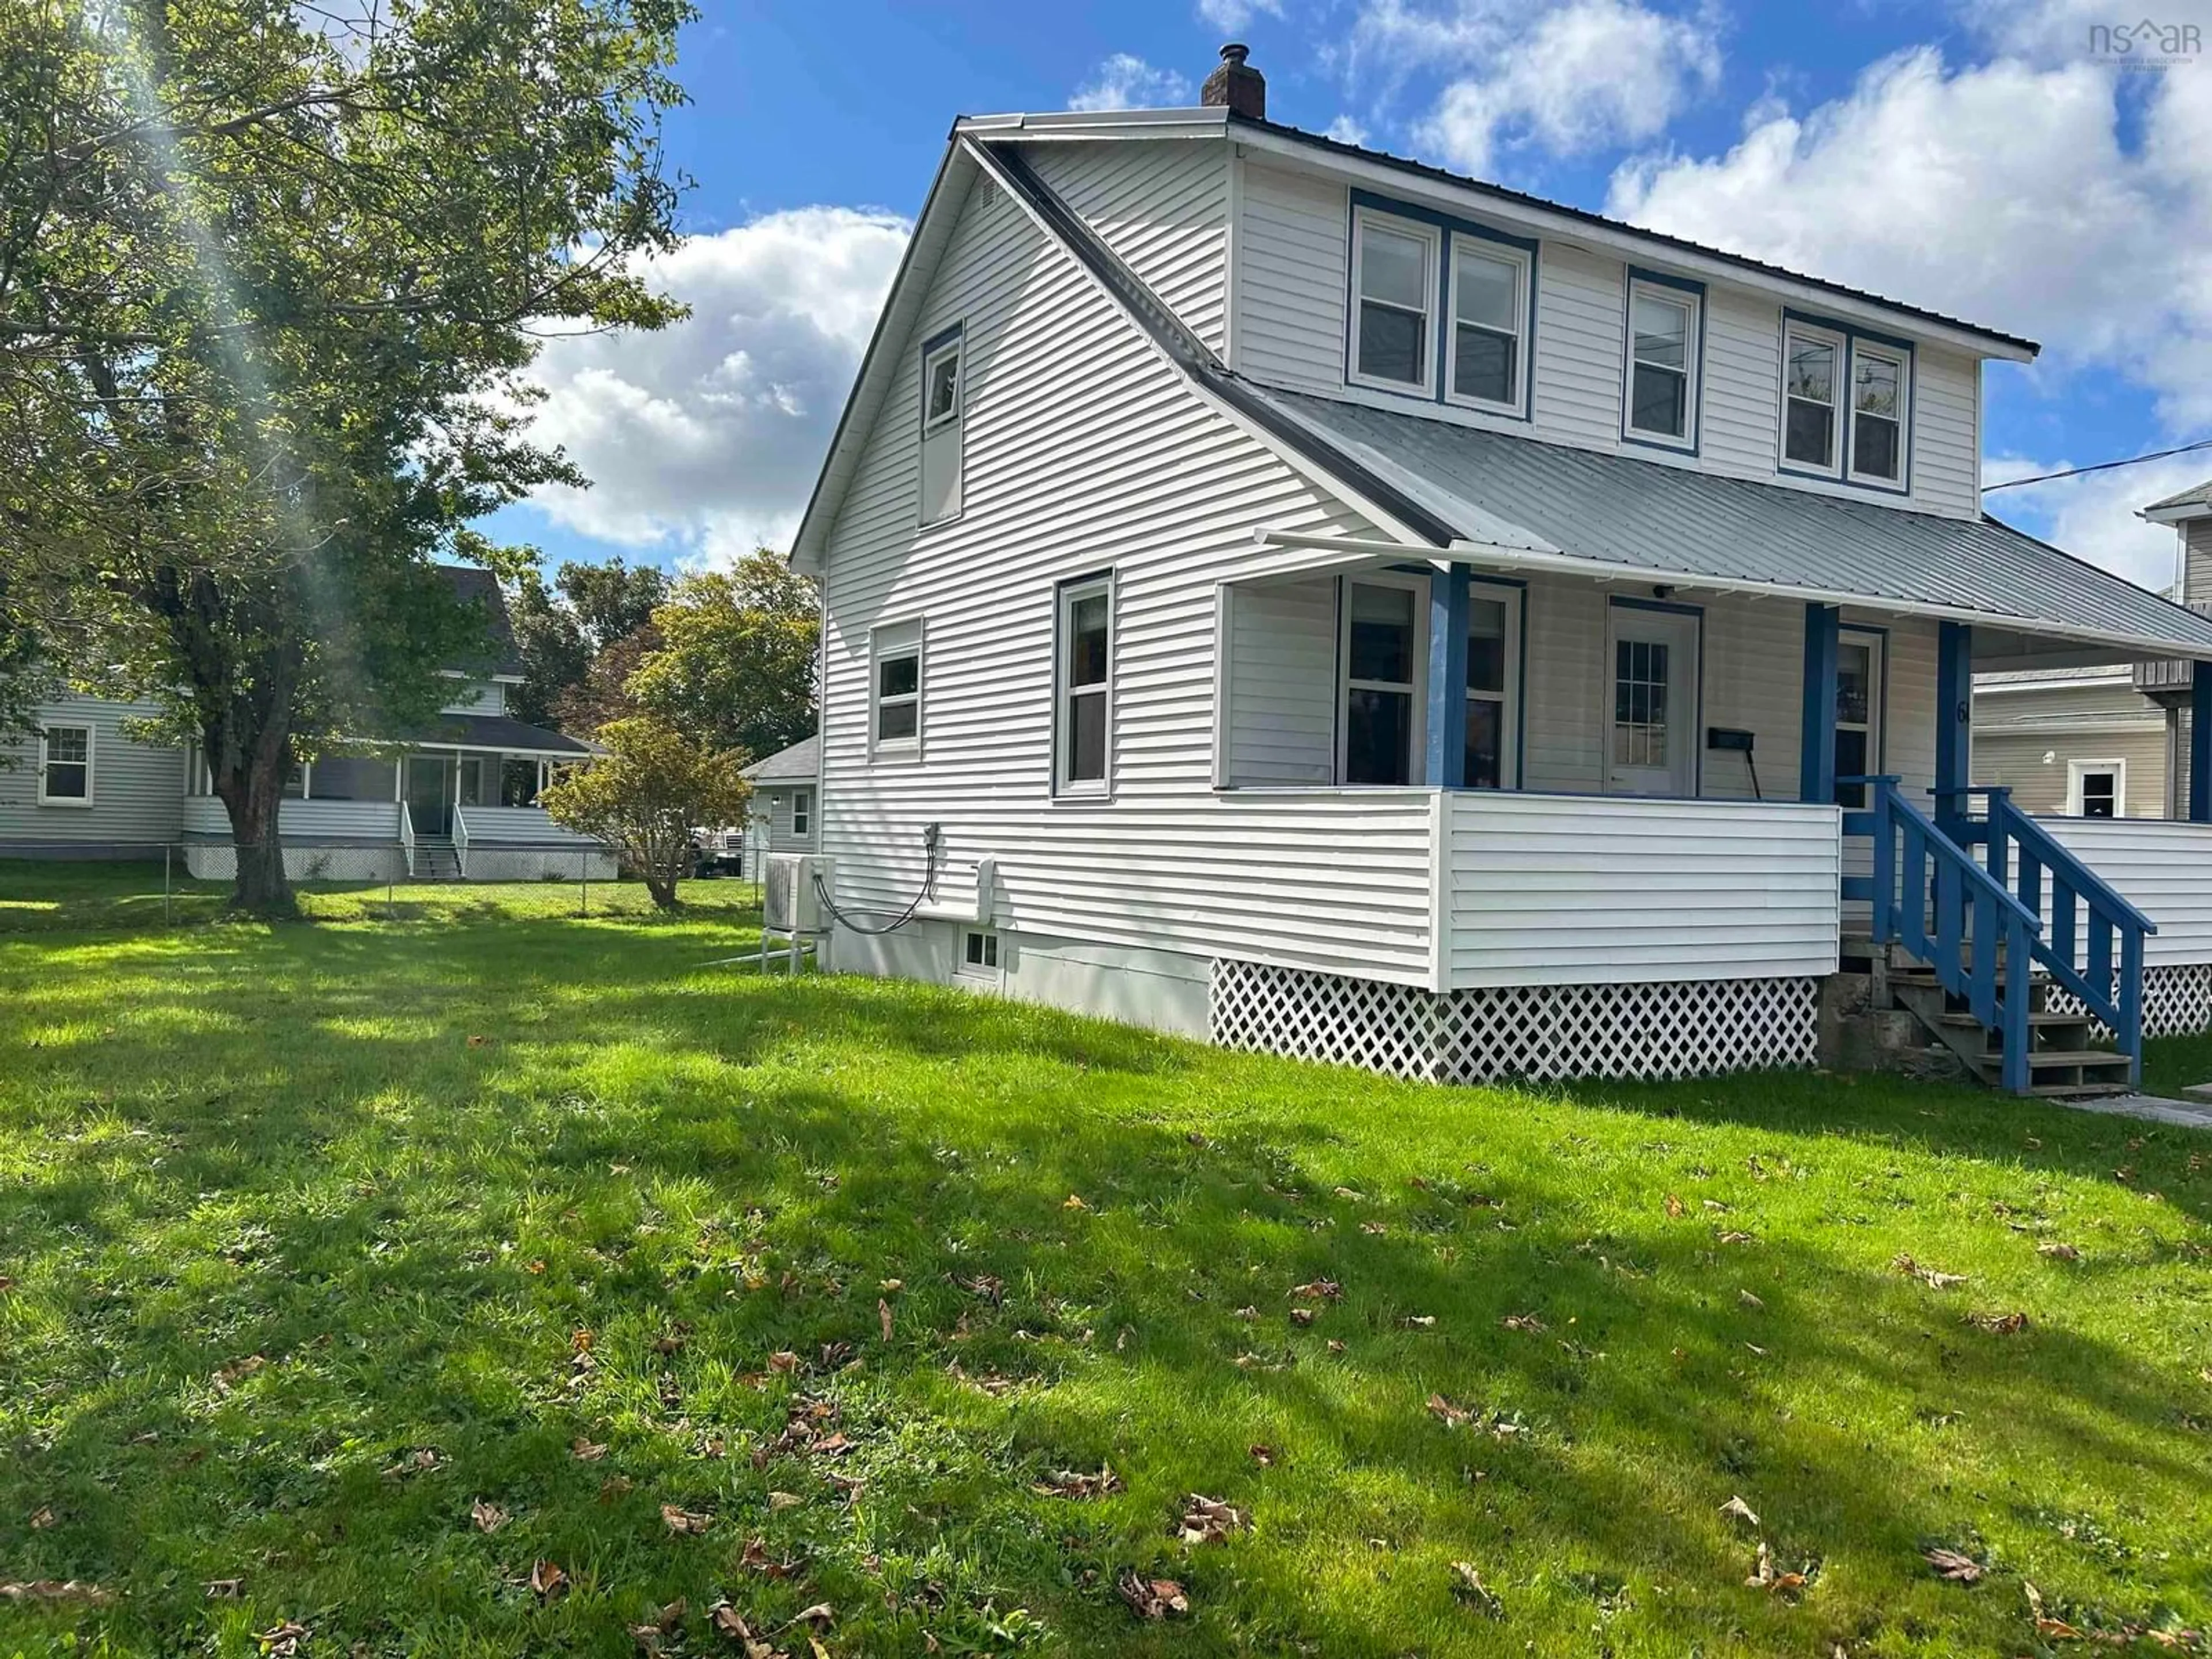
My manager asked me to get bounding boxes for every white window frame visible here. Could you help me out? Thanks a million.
[1464,579,1522,790]
[1054,573,1115,797]
[1336,571,1430,786]
[1834,627,1885,808]
[922,334,962,437]
[869,622,924,760]
[1349,209,1439,398]
[1623,278,1700,450]
[1780,320,1845,475]
[1846,340,1911,488]
[2067,757,2126,819]
[957,927,1001,981]
[37,722,94,807]
[1442,239,1531,416]
[790,786,813,837]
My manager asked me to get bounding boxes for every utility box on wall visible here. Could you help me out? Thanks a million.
[764,853,832,934]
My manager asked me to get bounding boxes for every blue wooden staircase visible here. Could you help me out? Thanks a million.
[1843,778,2153,1096]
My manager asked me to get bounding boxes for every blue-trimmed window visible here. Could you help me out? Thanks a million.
[1350,209,1438,395]
[1346,193,1538,419]
[1624,274,1700,448]
[1446,241,1531,415]
[1779,310,1912,493]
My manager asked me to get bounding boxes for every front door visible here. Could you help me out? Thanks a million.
[1605,605,1700,797]
[405,753,453,836]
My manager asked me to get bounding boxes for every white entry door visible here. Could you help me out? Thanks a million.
[1605,605,1700,797]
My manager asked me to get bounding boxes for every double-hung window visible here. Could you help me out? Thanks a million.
[1782,321,1843,471]
[1625,278,1699,446]
[2069,760,2123,819]
[919,326,964,525]
[1055,574,1113,794]
[1849,344,1908,486]
[39,724,92,805]
[1339,576,1425,786]
[1446,241,1529,413]
[791,786,813,836]
[872,620,923,757]
[1464,584,1522,789]
[1351,212,1437,394]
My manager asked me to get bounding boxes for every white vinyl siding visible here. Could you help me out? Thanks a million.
[1972,675,2169,817]
[439,678,509,717]
[0,696,184,845]
[182,796,400,839]
[2029,819,2212,967]
[1445,793,1840,986]
[817,150,1437,984]
[1219,577,1336,786]
[1030,138,1230,354]
[2186,518,2212,605]
[1226,156,1984,517]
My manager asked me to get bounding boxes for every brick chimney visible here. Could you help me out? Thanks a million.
[1201,44,1266,120]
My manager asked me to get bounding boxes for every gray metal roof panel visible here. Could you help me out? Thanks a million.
[1249,387,2212,655]
[743,734,819,782]
[2144,477,2212,514]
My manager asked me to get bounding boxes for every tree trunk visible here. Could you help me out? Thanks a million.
[643,872,679,911]
[215,739,297,918]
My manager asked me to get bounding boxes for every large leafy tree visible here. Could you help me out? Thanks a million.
[628,550,818,763]
[0,0,691,913]
[507,556,671,729]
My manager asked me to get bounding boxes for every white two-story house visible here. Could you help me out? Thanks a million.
[789,47,2212,1094]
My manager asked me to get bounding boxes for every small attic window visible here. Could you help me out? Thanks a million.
[919,324,964,525]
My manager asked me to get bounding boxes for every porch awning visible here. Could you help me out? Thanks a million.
[1243,385,2212,660]
[396,713,596,758]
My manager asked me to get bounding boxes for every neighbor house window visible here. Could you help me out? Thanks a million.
[1350,211,1437,393]
[871,620,923,756]
[1834,629,1884,809]
[1340,576,1424,786]
[1624,278,1699,447]
[2069,759,2124,819]
[1782,322,1842,471]
[919,325,964,525]
[1849,343,1908,486]
[1055,574,1113,794]
[1446,241,1529,413]
[790,787,813,836]
[39,724,92,805]
[1465,583,1522,789]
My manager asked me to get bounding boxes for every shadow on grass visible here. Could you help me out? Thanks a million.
[0,912,2206,1656]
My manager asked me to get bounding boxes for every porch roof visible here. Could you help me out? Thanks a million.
[396,713,594,758]
[1245,386,2212,660]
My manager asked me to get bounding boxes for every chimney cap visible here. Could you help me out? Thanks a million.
[1201,41,1265,119]
[1219,42,1249,64]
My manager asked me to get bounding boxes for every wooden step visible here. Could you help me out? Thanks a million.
[2024,1050,2130,1071]
[2027,1082,2138,1099]
[1934,1010,2081,1030]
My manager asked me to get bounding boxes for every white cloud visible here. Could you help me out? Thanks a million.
[1069,54,1194,113]
[1324,113,1373,146]
[1346,0,1721,175]
[1984,453,2211,592]
[1605,47,2212,430]
[516,207,910,563]
[1198,0,1284,31]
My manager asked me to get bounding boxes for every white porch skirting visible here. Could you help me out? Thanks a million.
[183,841,407,883]
[1210,958,1821,1084]
[2044,961,2212,1041]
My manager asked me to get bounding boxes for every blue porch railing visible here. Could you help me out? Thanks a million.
[1843,775,2041,1092]
[1931,784,2153,1084]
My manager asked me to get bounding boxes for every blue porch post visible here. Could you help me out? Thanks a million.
[2191,662,2212,822]
[1800,603,1839,803]
[1935,620,1974,833]
[1426,562,1469,787]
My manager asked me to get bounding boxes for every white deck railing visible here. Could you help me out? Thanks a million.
[450,805,601,846]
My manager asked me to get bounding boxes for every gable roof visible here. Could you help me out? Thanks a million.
[440,565,524,677]
[2143,478,2212,523]
[743,734,818,783]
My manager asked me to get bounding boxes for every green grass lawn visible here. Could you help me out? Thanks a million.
[1,868,2209,1657]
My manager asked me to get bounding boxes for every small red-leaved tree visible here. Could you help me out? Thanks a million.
[538,717,752,911]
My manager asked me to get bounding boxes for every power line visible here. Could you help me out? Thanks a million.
[1983,435,2212,493]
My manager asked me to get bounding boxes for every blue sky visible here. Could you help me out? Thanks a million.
[483,0,2212,592]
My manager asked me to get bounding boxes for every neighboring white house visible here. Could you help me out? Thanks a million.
[1971,477,2212,821]
[742,735,819,857]
[785,47,2212,1093]
[0,567,614,881]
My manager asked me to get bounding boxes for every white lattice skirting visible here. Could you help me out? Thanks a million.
[2044,961,2212,1041]
[183,841,407,883]
[1210,959,1821,1084]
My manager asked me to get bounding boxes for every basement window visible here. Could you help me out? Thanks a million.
[959,929,999,978]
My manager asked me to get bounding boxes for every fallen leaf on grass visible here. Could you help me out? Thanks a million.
[662,1503,713,1535]
[256,1621,309,1656]
[1248,1444,1276,1466]
[1401,1314,1437,1329]
[1738,1289,1766,1310]
[383,1448,440,1477]
[1178,1494,1248,1544]
[1450,1561,1504,1618]
[1035,1466,1122,1499]
[212,1354,267,1395]
[1665,1193,1685,1218]
[529,1559,570,1601]
[572,1437,609,1461]
[767,1351,801,1374]
[28,1506,55,1529]
[1427,1393,1473,1427]
[1360,1220,1388,1234]
[1720,1495,1760,1528]
[787,1602,835,1630]
[1063,1194,1088,1210]
[953,1272,1003,1305]
[741,1537,799,1578]
[0,1581,113,1606]
[710,1602,786,1658]
[2037,1242,2081,1262]
[599,1475,635,1502]
[767,1491,804,1512]
[204,1578,245,1599]
[1716,1230,1756,1245]
[878,1298,893,1342]
[1501,1313,1547,1333]
[471,1498,510,1534]
[1745,1541,1806,1596]
[1967,1311,2031,1334]
[1325,1339,1347,1354]
[1893,1253,1968,1290]
[1289,1279,1342,1301]
[1289,1306,1317,1327]
[1116,1569,1189,1620]
[467,1034,494,1047]
[1923,1546,1984,1583]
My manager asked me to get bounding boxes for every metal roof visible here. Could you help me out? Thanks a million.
[743,734,818,783]
[1247,387,2212,657]
[398,711,594,756]
[2143,477,2212,516]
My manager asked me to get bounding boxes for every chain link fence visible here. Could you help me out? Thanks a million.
[0,841,763,934]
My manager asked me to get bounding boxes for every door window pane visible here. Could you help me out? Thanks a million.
[1465,698,1501,790]
[1348,584,1416,684]
[1346,688,1413,785]
[1613,638,1671,767]
[1836,643,1871,725]
[1467,598,1507,694]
